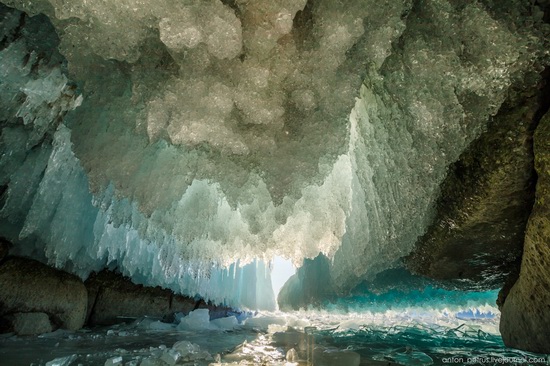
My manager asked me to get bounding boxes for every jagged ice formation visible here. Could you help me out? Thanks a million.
[0,0,548,310]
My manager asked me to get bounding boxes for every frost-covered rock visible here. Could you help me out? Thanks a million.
[0,4,81,146]
[0,3,82,257]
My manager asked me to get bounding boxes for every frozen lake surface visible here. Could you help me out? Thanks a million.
[1,307,548,366]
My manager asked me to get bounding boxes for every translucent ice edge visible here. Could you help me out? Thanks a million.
[4,125,270,309]
[326,287,501,313]
[6,93,365,310]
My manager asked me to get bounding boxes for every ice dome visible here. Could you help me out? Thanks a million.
[0,0,548,314]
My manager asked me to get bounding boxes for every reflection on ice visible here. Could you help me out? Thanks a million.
[1,307,548,365]
[455,309,497,320]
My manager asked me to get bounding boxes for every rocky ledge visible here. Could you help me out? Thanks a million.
[0,255,232,335]
[0,257,87,334]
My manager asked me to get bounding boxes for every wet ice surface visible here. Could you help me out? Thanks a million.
[0,318,253,366]
[1,308,549,366]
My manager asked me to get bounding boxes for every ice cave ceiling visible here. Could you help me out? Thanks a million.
[0,0,549,310]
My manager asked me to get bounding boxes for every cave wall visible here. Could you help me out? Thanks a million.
[499,110,550,353]
[405,73,545,290]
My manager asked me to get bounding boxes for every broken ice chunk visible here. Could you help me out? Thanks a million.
[45,354,78,366]
[211,315,239,330]
[160,349,180,365]
[172,340,200,357]
[176,309,211,330]
[104,356,123,366]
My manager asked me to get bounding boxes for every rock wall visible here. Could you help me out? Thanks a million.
[404,65,550,352]
[0,238,9,261]
[405,76,543,290]
[500,110,550,353]
[0,255,232,335]
[0,257,87,333]
[85,270,227,326]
